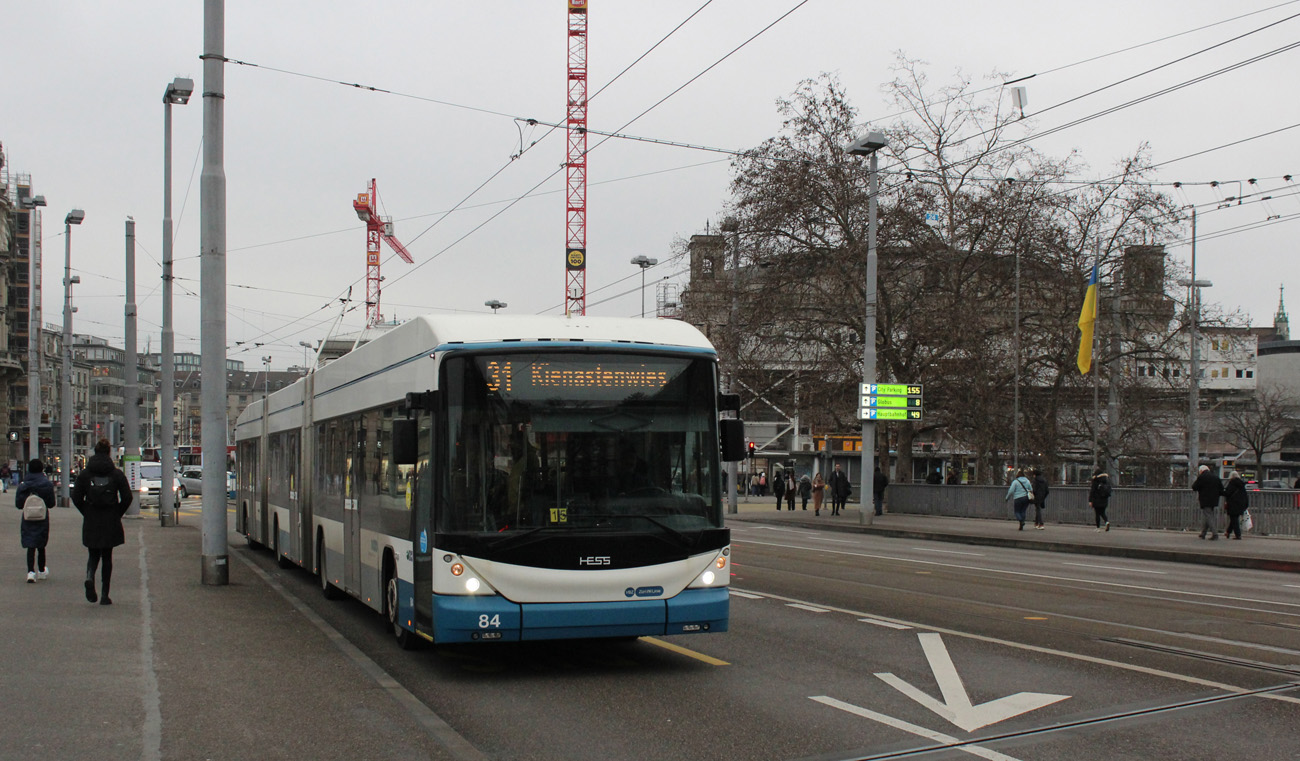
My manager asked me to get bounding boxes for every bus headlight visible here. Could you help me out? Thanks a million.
[465,577,481,593]
[702,571,716,585]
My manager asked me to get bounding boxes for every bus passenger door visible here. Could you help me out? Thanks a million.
[344,423,364,594]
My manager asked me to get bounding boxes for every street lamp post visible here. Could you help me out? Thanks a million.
[298,340,315,372]
[484,299,507,315]
[160,76,192,527]
[847,130,887,525]
[630,256,658,318]
[61,210,84,506]
[1179,211,1212,486]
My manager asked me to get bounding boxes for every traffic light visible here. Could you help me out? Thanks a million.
[747,441,755,457]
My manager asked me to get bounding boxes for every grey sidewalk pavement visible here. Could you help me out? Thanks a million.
[2,504,460,761]
[727,498,1300,574]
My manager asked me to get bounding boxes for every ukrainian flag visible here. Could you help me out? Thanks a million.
[1076,263,1099,374]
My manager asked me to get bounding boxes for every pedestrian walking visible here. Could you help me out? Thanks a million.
[925,469,942,484]
[1031,469,1050,529]
[828,463,850,516]
[1088,469,1112,532]
[1191,464,1223,541]
[872,465,889,517]
[1222,470,1249,540]
[749,473,759,497]
[15,459,55,583]
[71,439,133,605]
[798,474,812,510]
[758,472,767,497]
[771,470,786,510]
[1,462,10,493]
[784,473,797,511]
[1005,468,1034,531]
[945,471,959,485]
[812,472,825,516]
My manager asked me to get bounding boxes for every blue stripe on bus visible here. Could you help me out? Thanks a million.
[430,587,730,643]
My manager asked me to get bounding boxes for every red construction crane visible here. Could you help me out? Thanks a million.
[353,178,414,326]
[565,0,588,315]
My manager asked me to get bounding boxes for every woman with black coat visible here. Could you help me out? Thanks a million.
[71,439,134,605]
[15,459,55,583]
[1222,470,1249,540]
[1088,470,1112,532]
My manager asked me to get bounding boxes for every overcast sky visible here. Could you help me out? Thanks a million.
[3,0,1297,370]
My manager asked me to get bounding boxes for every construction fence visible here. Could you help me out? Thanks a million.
[887,484,1300,538]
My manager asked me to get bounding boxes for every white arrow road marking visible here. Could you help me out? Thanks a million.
[876,633,1070,732]
[811,697,1024,761]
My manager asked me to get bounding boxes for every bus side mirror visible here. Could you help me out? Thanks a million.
[393,418,418,465]
[719,419,746,462]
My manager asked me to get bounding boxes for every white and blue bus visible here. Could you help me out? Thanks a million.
[234,314,745,647]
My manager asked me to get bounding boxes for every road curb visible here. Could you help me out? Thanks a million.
[731,515,1300,574]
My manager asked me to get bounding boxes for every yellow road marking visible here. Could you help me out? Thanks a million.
[641,637,729,666]
[1024,616,1048,621]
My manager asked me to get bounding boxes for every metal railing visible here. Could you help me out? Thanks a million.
[887,484,1300,537]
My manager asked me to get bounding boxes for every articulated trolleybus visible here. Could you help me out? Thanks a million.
[235,314,745,647]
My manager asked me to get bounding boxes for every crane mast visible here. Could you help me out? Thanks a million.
[565,0,588,315]
[353,178,414,326]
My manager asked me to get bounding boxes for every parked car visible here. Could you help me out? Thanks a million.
[178,467,202,498]
[1260,479,1290,490]
[137,462,180,507]
[178,467,236,499]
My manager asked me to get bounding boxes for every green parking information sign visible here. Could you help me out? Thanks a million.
[861,395,922,408]
[863,409,923,421]
[861,383,922,397]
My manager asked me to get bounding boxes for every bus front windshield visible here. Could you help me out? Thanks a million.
[438,352,721,536]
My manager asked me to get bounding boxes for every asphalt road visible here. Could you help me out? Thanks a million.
[230,517,1300,761]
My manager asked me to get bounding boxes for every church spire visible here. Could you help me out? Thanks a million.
[1275,284,1290,341]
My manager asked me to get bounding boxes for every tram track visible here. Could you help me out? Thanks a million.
[819,682,1300,761]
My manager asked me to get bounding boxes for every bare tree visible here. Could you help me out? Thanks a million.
[1216,386,1300,478]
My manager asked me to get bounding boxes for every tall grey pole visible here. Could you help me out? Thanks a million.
[859,146,880,525]
[723,220,740,513]
[1013,245,1021,470]
[200,0,230,585]
[28,210,42,464]
[124,219,141,516]
[61,213,83,507]
[1107,260,1122,482]
[160,80,188,527]
[1187,209,1200,486]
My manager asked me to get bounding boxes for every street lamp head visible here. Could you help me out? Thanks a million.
[845,131,888,156]
[65,209,85,226]
[630,255,658,269]
[484,299,507,313]
[298,341,314,349]
[164,77,194,105]
[1177,278,1214,288]
[19,194,47,209]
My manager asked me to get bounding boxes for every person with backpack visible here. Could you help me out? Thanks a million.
[1088,469,1113,532]
[15,458,55,583]
[71,439,133,605]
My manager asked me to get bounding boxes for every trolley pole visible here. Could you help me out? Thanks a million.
[200,0,229,585]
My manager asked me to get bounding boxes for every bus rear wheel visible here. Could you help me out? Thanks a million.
[385,565,419,650]
[318,539,341,600]
[273,519,291,569]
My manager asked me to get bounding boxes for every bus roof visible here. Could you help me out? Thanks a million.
[396,314,716,353]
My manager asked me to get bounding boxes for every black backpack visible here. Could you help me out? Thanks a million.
[88,474,118,508]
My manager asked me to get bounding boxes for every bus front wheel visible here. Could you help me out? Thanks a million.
[385,563,419,650]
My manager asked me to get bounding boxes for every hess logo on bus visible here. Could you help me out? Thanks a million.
[578,556,611,566]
